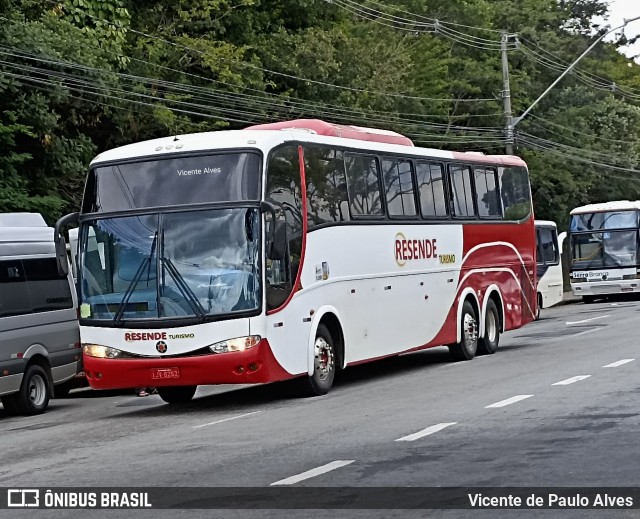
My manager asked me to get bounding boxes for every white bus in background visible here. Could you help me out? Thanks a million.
[569,201,640,303]
[535,220,563,318]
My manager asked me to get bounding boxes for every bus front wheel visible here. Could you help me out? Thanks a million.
[583,296,596,304]
[303,324,336,396]
[449,300,478,361]
[158,385,197,404]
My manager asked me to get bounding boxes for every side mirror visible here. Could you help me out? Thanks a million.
[260,201,288,260]
[260,201,277,242]
[54,212,79,276]
[268,220,288,261]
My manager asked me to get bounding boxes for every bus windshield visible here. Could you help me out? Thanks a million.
[79,208,261,322]
[570,211,639,270]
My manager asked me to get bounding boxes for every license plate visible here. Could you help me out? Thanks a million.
[151,367,180,380]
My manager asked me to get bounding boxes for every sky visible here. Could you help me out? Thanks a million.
[601,0,640,60]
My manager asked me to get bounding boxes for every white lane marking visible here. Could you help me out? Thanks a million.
[567,328,603,339]
[395,422,457,442]
[485,395,533,408]
[271,460,355,486]
[552,375,591,386]
[566,315,610,325]
[604,359,635,368]
[192,411,262,429]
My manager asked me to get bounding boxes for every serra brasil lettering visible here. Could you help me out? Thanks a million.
[395,232,437,267]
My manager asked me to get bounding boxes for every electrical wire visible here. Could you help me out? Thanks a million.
[38,0,498,104]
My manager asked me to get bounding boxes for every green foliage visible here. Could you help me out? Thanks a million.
[0,0,637,229]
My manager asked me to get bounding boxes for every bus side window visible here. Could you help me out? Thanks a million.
[344,153,385,217]
[448,164,476,218]
[381,157,417,218]
[536,229,544,265]
[415,162,448,218]
[474,167,501,218]
[304,146,350,228]
[499,166,532,221]
[539,228,559,265]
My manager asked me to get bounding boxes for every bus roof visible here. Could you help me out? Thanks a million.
[244,119,415,147]
[91,121,528,168]
[570,201,640,215]
[0,213,53,243]
[535,220,557,228]
[0,213,47,228]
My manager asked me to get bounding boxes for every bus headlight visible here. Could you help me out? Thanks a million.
[208,336,261,354]
[83,344,131,359]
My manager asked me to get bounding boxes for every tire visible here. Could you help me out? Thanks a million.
[1,395,20,415]
[478,299,500,355]
[13,364,51,415]
[302,323,336,396]
[158,385,197,404]
[54,380,74,399]
[449,300,478,361]
[583,296,596,304]
[535,293,542,321]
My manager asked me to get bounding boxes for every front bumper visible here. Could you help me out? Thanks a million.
[83,339,295,389]
[571,280,640,297]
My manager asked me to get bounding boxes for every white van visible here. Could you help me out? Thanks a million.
[535,220,563,318]
[0,213,81,415]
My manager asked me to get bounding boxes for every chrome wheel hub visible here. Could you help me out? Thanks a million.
[463,313,478,350]
[486,310,497,343]
[314,337,334,381]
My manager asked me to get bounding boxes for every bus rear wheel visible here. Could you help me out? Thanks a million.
[158,385,197,404]
[583,296,596,304]
[478,299,500,355]
[303,324,336,396]
[449,300,478,361]
[535,293,542,321]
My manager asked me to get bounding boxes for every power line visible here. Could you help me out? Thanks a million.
[0,44,507,141]
[526,114,640,146]
[519,133,640,175]
[38,0,498,104]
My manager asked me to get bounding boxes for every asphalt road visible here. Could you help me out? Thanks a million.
[2,297,640,519]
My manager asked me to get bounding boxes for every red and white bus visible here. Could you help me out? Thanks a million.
[55,119,536,403]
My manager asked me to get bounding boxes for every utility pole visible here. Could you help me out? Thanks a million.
[501,33,514,155]
[511,16,640,132]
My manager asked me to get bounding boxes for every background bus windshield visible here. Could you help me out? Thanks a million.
[570,210,639,269]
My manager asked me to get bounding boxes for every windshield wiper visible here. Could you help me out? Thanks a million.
[160,256,207,319]
[114,232,157,324]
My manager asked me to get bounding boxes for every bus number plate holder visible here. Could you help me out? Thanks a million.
[151,368,180,380]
